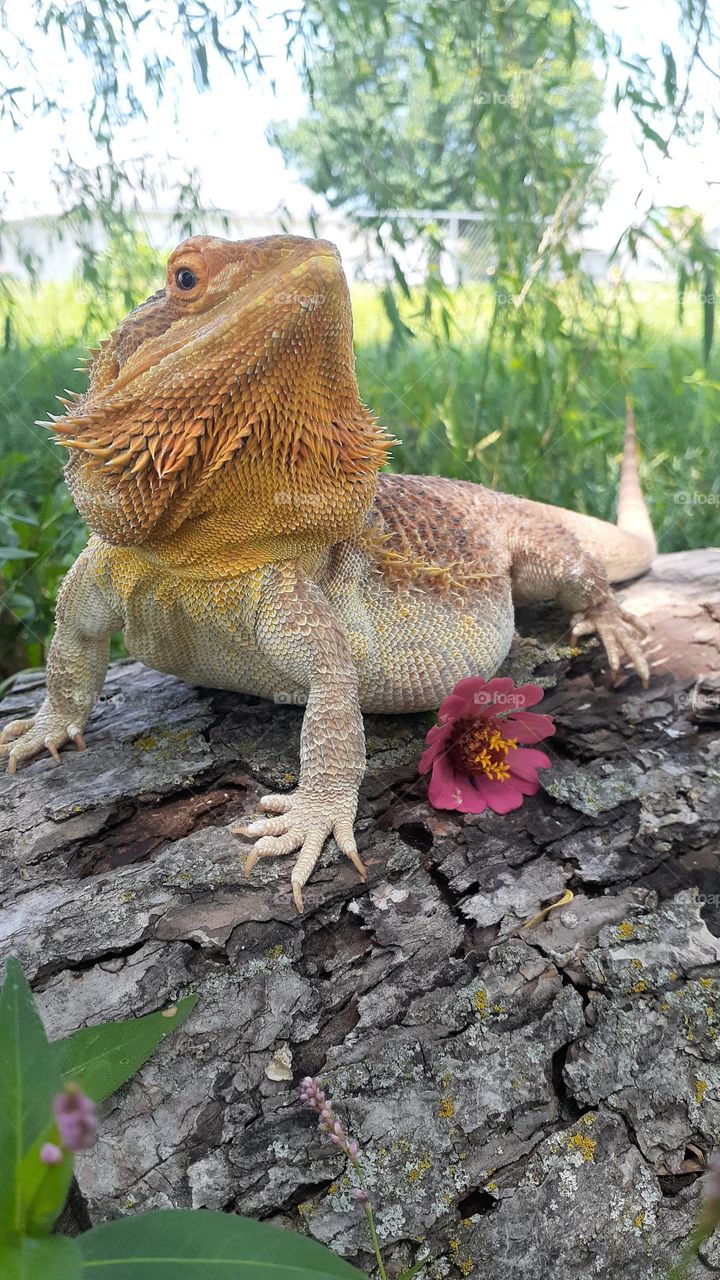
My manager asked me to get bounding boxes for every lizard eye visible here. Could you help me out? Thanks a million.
[175,267,198,291]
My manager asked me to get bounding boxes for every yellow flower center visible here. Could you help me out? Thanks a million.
[453,718,518,782]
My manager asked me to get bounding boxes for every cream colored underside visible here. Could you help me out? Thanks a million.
[99,539,514,715]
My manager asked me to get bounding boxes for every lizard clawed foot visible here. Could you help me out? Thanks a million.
[570,600,650,687]
[0,710,87,775]
[233,785,365,913]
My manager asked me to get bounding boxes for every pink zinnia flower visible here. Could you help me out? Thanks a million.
[419,675,555,815]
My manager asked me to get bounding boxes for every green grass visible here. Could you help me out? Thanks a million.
[1,279,717,676]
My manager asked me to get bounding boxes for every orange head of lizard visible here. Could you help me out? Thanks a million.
[47,235,392,564]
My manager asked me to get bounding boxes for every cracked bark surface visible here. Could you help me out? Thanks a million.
[1,548,719,1280]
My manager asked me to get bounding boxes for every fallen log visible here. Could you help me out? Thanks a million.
[1,548,719,1279]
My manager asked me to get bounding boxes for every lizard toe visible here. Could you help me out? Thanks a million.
[0,707,91,774]
[236,784,362,910]
[238,814,292,839]
[258,793,293,814]
[0,719,34,745]
[570,600,650,688]
[244,831,302,877]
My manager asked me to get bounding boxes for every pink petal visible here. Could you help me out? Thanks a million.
[457,784,489,814]
[434,694,474,723]
[470,775,526,814]
[419,722,455,773]
[508,747,553,781]
[448,675,494,700]
[427,754,466,810]
[500,683,546,711]
[469,676,516,714]
[437,675,513,722]
[504,711,556,743]
[506,772,541,797]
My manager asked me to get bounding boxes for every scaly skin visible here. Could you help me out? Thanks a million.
[0,235,655,909]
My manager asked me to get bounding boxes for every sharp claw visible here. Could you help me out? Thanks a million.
[8,756,17,775]
[73,733,87,752]
[245,848,261,877]
[292,880,304,913]
[346,848,367,881]
[45,741,62,765]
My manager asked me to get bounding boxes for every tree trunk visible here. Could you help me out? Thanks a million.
[1,548,720,1279]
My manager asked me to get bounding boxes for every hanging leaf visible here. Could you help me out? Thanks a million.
[662,43,677,105]
[53,995,198,1102]
[381,285,414,343]
[703,267,714,365]
[631,110,668,155]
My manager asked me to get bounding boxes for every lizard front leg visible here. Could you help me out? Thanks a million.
[234,561,367,911]
[0,545,122,772]
[507,515,650,685]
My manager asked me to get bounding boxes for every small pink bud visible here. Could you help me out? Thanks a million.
[298,1076,362,1164]
[352,1187,370,1205]
[40,1142,63,1166]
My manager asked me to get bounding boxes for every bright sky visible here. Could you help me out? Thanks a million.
[1,0,718,248]
[593,0,720,243]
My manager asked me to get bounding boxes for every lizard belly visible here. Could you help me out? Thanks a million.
[336,574,515,714]
[102,541,514,714]
[120,580,290,700]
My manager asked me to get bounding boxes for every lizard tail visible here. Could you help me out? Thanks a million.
[616,396,657,555]
[551,398,657,584]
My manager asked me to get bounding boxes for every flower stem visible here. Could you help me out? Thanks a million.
[363,1202,388,1280]
[352,1157,388,1280]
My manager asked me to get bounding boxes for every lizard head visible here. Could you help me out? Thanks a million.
[47,234,392,566]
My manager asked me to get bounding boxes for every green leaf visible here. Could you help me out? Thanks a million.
[632,111,668,155]
[703,267,714,366]
[78,1210,366,1277]
[397,1260,430,1280]
[0,548,37,560]
[0,1236,82,1280]
[53,996,198,1102]
[662,43,677,106]
[0,957,62,1235]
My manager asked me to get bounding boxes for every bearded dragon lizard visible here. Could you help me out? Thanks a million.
[0,235,655,909]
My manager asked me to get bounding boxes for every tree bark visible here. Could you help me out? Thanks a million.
[1,548,719,1279]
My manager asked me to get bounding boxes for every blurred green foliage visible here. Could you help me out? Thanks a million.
[275,0,605,249]
[0,344,87,675]
[1,1,720,678]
